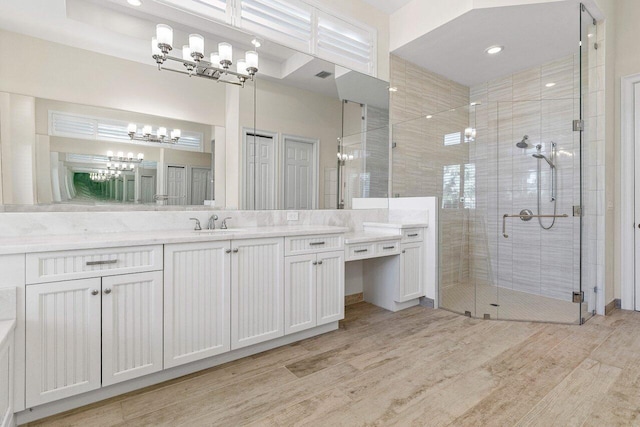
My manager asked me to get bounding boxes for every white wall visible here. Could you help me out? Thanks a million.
[0,30,226,125]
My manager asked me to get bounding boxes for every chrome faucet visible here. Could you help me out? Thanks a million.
[221,217,232,229]
[207,214,219,230]
[189,218,202,231]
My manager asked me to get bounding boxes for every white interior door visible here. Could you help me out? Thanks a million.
[190,167,211,206]
[245,133,276,209]
[283,137,316,209]
[141,175,155,203]
[126,178,134,202]
[635,83,640,311]
[167,165,186,205]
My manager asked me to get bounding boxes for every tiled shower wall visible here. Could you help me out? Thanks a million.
[469,54,582,302]
[391,46,602,311]
[389,54,470,289]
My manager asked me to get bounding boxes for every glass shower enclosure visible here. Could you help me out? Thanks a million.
[391,3,599,324]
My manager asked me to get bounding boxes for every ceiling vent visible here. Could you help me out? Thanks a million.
[315,71,332,79]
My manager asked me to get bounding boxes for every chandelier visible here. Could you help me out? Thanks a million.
[106,151,144,171]
[90,170,121,182]
[152,24,259,87]
[128,124,180,144]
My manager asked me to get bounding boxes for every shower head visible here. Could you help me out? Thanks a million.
[516,135,529,149]
[532,153,555,168]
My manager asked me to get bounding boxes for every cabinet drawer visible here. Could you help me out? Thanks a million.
[345,243,376,261]
[285,234,343,256]
[375,240,401,256]
[401,228,424,243]
[26,245,163,284]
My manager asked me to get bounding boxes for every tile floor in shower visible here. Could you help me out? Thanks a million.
[440,282,589,324]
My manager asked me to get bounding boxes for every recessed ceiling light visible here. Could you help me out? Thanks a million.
[545,82,556,88]
[388,87,398,92]
[127,0,142,6]
[485,45,503,55]
[251,38,262,48]
[426,115,433,119]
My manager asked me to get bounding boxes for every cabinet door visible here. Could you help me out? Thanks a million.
[397,243,424,302]
[102,271,163,386]
[231,238,284,349]
[284,254,316,334]
[25,278,102,407]
[317,250,345,325]
[164,242,231,368]
[0,331,13,427]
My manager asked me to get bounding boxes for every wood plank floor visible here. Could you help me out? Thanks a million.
[26,303,640,426]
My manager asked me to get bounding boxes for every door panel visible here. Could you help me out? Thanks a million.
[231,238,284,349]
[167,166,186,205]
[397,243,423,302]
[25,278,102,407]
[245,134,276,209]
[190,167,211,206]
[317,251,345,325]
[284,254,316,334]
[102,271,163,386]
[283,138,316,209]
[164,242,231,367]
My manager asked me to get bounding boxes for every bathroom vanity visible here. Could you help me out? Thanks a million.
[0,218,429,424]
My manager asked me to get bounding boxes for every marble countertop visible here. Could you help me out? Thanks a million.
[0,225,350,255]
[363,222,429,229]
[344,232,402,245]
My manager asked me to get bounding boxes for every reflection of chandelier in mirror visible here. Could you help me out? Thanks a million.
[337,153,355,166]
[128,124,181,144]
[90,170,121,182]
[464,127,477,142]
[106,151,143,171]
[152,24,259,87]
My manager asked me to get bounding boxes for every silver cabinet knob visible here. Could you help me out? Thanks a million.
[233,248,239,253]
[402,250,406,254]
[313,261,318,265]
[318,261,323,265]
[225,249,232,254]
[104,288,112,295]
[91,289,99,296]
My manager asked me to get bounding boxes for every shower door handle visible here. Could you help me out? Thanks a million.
[502,213,569,238]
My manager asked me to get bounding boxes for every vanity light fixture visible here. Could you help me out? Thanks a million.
[90,170,121,182]
[485,45,504,55]
[152,24,259,87]
[127,123,181,144]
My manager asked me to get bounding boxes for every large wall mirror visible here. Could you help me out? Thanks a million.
[0,0,389,211]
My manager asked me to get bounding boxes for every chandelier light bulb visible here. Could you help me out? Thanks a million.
[158,127,167,138]
[218,42,232,63]
[117,151,124,158]
[127,123,136,134]
[127,152,134,159]
[156,24,173,49]
[189,34,204,57]
[129,163,135,170]
[142,125,152,136]
[245,51,259,72]
[171,129,181,140]
[137,153,144,160]
[107,150,114,158]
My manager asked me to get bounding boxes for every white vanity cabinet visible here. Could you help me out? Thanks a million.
[0,328,14,427]
[163,241,231,368]
[284,234,344,335]
[397,242,424,302]
[24,247,164,407]
[231,237,285,350]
